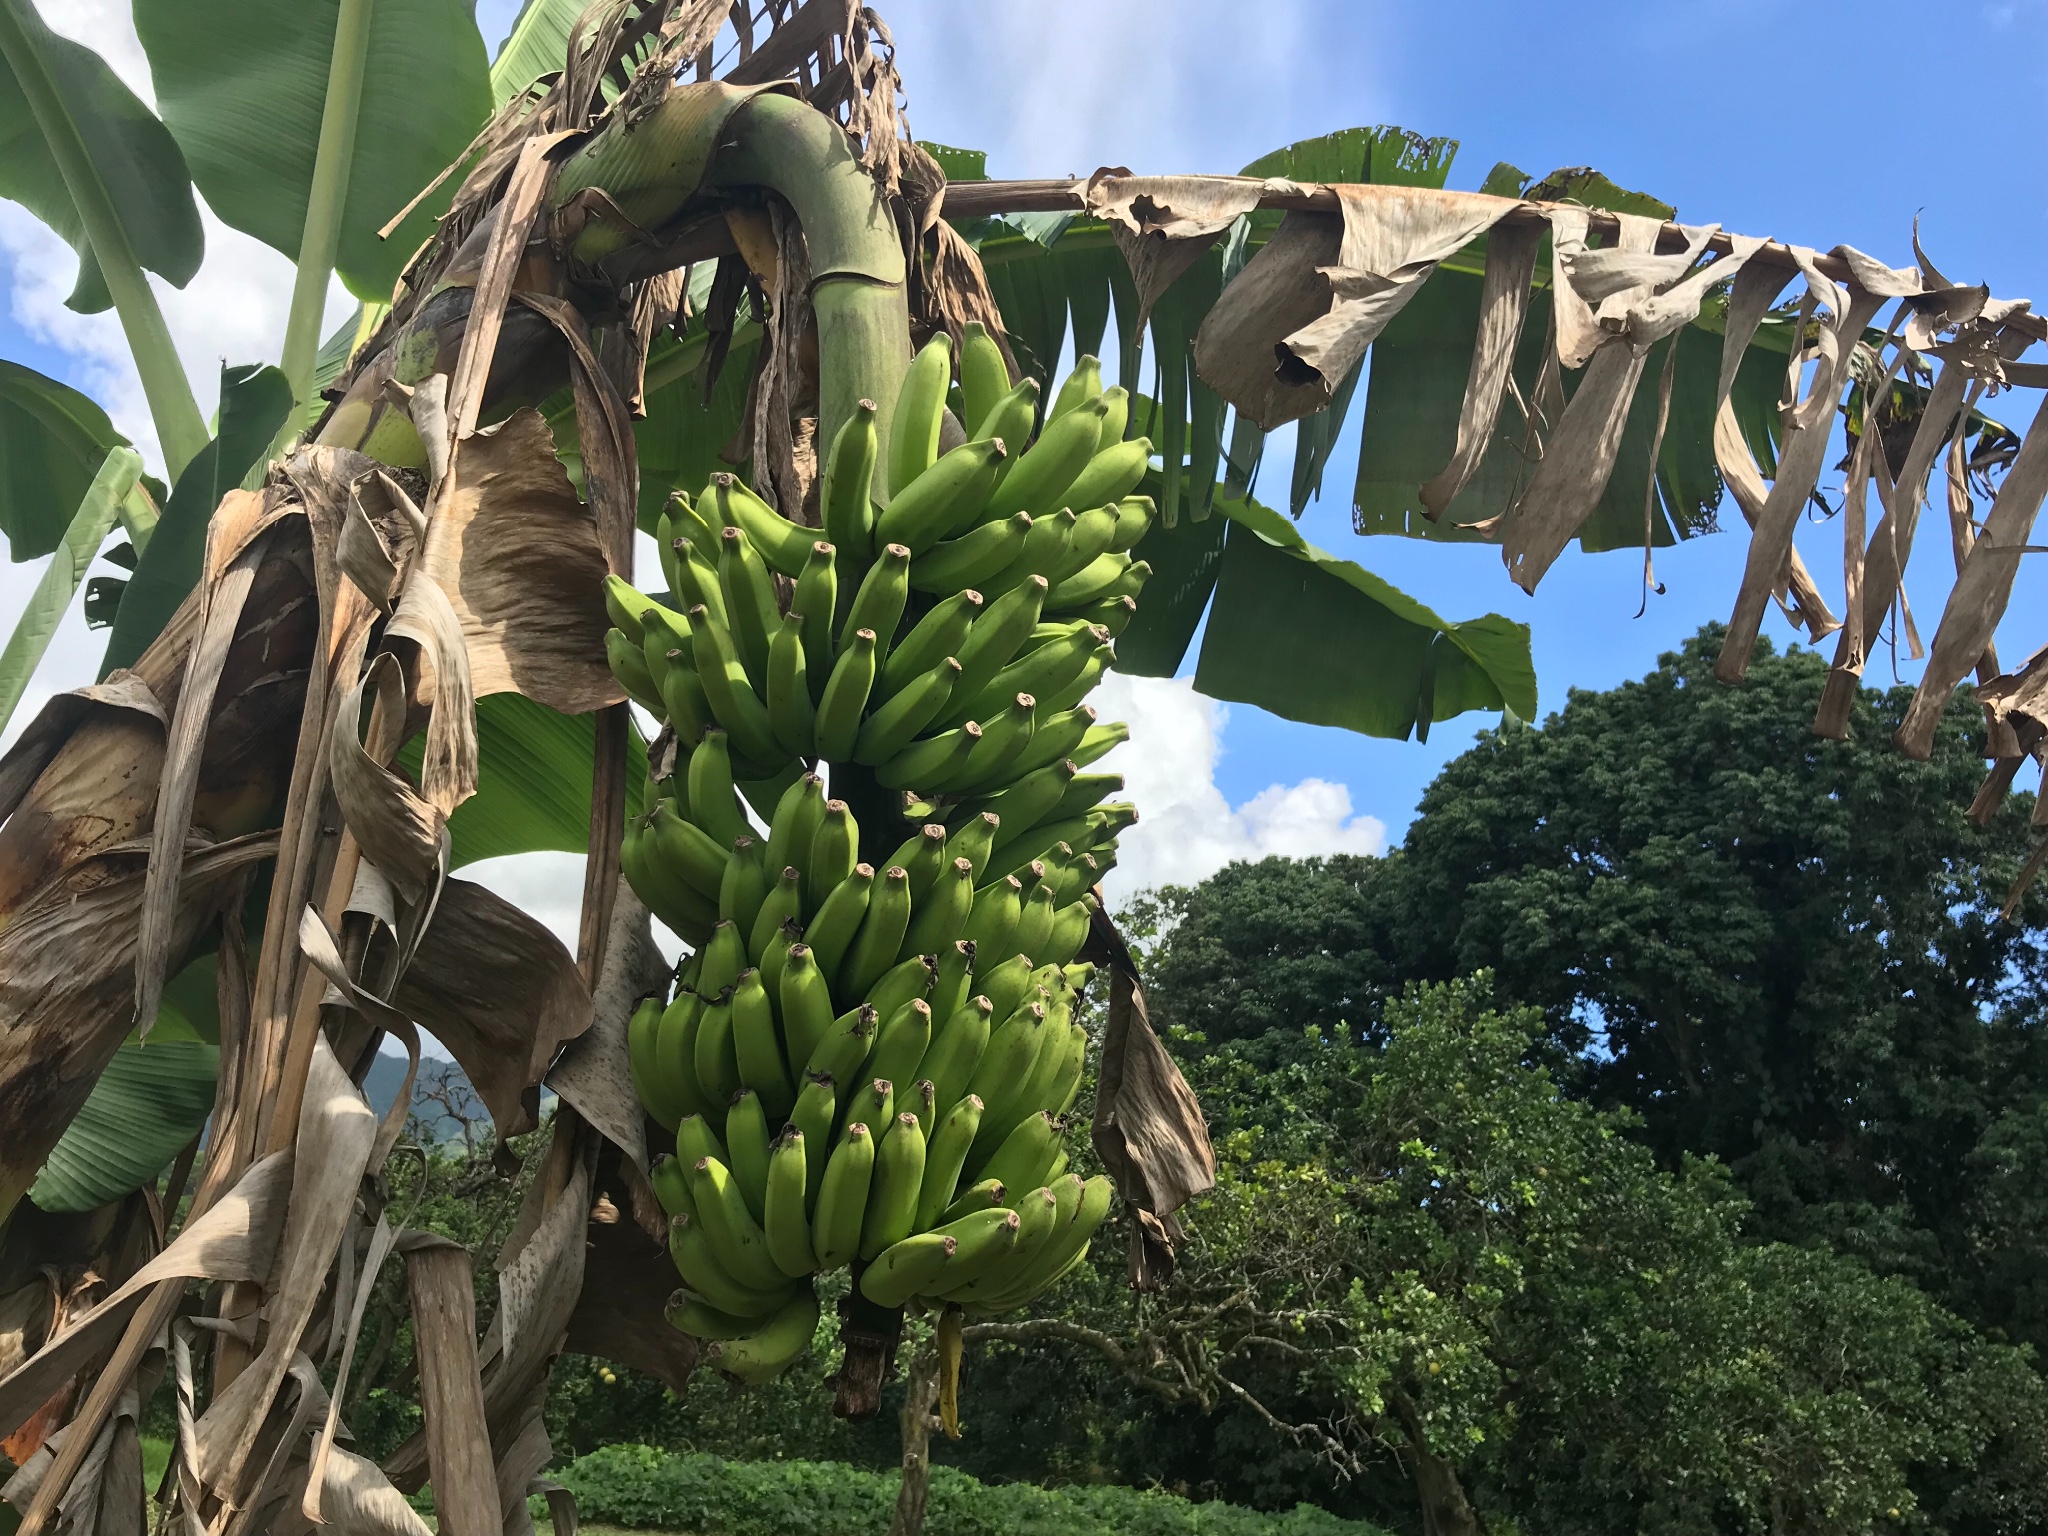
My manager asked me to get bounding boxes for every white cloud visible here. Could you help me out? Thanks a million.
[1090,672,1386,903]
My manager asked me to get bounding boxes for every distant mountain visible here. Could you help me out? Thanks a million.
[363,1050,486,1144]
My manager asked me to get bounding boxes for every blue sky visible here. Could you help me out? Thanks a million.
[6,0,2048,924]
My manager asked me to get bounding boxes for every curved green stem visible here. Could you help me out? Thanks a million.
[0,0,207,480]
[278,0,376,405]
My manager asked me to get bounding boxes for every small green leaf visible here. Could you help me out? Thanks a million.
[0,358,129,560]
[136,0,492,301]
[101,363,293,675]
[30,1037,217,1212]
[918,142,987,182]
[488,0,583,105]
[0,0,203,312]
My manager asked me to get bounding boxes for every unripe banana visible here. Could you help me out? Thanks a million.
[1045,894,1097,967]
[885,822,950,903]
[878,590,983,704]
[605,573,664,646]
[763,1128,814,1279]
[724,1088,772,1222]
[1096,386,1130,451]
[689,1155,788,1291]
[860,1231,956,1308]
[670,532,729,628]
[668,1214,791,1318]
[1006,706,1095,779]
[1049,1020,1090,1116]
[659,657,713,744]
[979,955,1037,1023]
[805,800,859,914]
[1046,503,1121,585]
[842,541,912,656]
[959,321,1011,443]
[764,773,827,891]
[656,509,687,599]
[708,1287,820,1383]
[813,1121,877,1270]
[973,1113,1064,1209]
[944,813,1001,885]
[718,835,768,938]
[693,994,742,1109]
[1010,881,1060,965]
[759,918,800,1003]
[730,970,795,1119]
[687,605,781,766]
[779,944,835,1076]
[1110,559,1153,601]
[1069,720,1128,771]
[954,626,1094,732]
[978,377,1041,466]
[686,729,749,851]
[805,862,874,979]
[766,611,816,761]
[842,1078,895,1144]
[647,802,731,902]
[877,438,1008,551]
[806,1004,878,1089]
[1050,771,1123,825]
[702,923,750,1001]
[629,995,668,1122]
[854,656,961,766]
[1047,355,1102,424]
[1037,640,1113,716]
[907,1077,937,1141]
[910,512,1032,594]
[815,628,878,762]
[868,999,934,1092]
[708,470,814,578]
[926,1206,1021,1290]
[865,952,934,1025]
[791,541,839,699]
[749,865,802,964]
[608,629,665,715]
[981,1174,1113,1314]
[987,397,1110,521]
[1109,495,1154,553]
[1013,1001,1078,1124]
[966,1008,1049,1139]
[962,875,1024,963]
[980,509,1076,603]
[1045,552,1128,609]
[985,761,1081,853]
[822,400,880,562]
[889,332,953,496]
[860,1111,928,1260]
[1059,439,1151,517]
[930,940,978,1030]
[938,1177,1006,1225]
[904,857,976,961]
[669,491,721,566]
[666,1292,759,1342]
[840,863,912,998]
[917,1091,983,1231]
[649,992,714,1126]
[946,693,1035,793]
[876,721,980,791]
[717,525,778,688]
[1080,594,1138,637]
[940,576,1048,728]
[649,1152,696,1219]
[791,1073,837,1209]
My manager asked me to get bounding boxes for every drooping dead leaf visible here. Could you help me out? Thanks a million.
[329,655,446,904]
[546,877,667,1172]
[1419,220,1540,519]
[1085,172,1285,325]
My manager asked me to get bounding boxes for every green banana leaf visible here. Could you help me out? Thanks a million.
[0,359,130,560]
[134,0,492,302]
[100,362,293,674]
[29,1036,217,1212]
[0,0,204,313]
[489,0,582,105]
[0,446,142,735]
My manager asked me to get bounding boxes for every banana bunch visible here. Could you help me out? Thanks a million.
[609,338,1147,1380]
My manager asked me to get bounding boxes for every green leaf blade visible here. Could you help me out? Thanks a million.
[0,359,129,560]
[30,1037,217,1212]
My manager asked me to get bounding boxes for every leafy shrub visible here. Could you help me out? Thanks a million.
[538,1444,1387,1536]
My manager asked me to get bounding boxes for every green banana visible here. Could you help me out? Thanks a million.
[779,944,835,1077]
[1047,355,1102,424]
[932,938,977,1024]
[693,995,743,1108]
[1059,438,1151,516]
[806,1004,878,1088]
[791,540,840,699]
[903,856,976,962]
[689,1155,789,1291]
[973,1110,1062,1197]
[708,470,814,578]
[971,1174,1101,1313]
[604,572,664,646]
[760,918,800,1003]
[947,1184,1058,1300]
[979,508,1075,603]
[985,761,1081,854]
[1013,1008,1077,1125]
[876,722,979,791]
[764,773,827,892]
[749,865,802,964]
[687,605,781,766]
[730,969,795,1118]
[666,1292,760,1341]
[916,996,993,1118]
[940,576,1047,727]
[842,1077,895,1142]
[1045,895,1097,967]
[805,799,859,913]
[608,629,665,715]
[669,492,721,565]
[926,1206,1021,1290]
[1037,640,1113,715]
[910,512,1032,594]
[864,952,934,1022]
[983,816,1096,885]
[1081,594,1138,637]
[649,1153,696,1220]
[860,1111,928,1259]
[1046,504,1120,586]
[966,1007,1049,1138]
[907,1077,938,1141]
[685,729,749,851]
[815,627,879,762]
[766,611,816,760]
[959,321,1010,441]
[659,657,713,744]
[1008,707,1096,778]
[668,1214,791,1318]
[1108,494,1153,552]
[888,332,953,496]
[977,376,1040,463]
[877,438,1008,551]
[885,822,950,903]
[670,533,728,628]
[1069,720,1128,770]
[979,955,1038,1023]
[791,1074,837,1208]
[822,400,880,562]
[629,996,670,1124]
[878,590,983,702]
[1046,551,1128,609]
[1050,771,1123,825]
[843,542,912,655]
[939,1177,1005,1225]
[652,992,713,1126]
[853,657,961,765]
[1096,386,1130,451]
[859,1231,956,1308]
[717,525,778,689]
[642,805,730,913]
[1050,1020,1090,1116]
[947,694,1035,791]
[1110,558,1153,601]
[763,1128,813,1279]
[840,863,912,999]
[709,1287,820,1383]
[945,813,1001,884]
[812,1121,877,1270]
[805,862,874,979]
[1009,881,1059,965]
[656,508,687,598]
[962,876,1024,963]
[917,1092,983,1231]
[725,1088,772,1222]
[953,625,1093,731]
[868,999,934,1092]
[987,396,1110,520]
[718,835,768,938]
